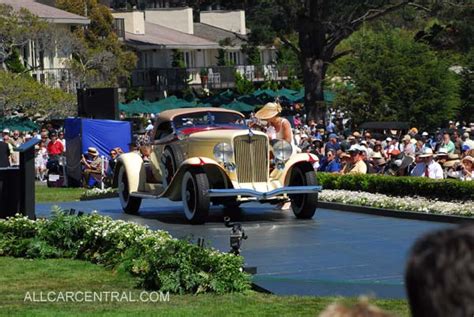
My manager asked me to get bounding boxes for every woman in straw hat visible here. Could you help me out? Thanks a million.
[254,102,296,150]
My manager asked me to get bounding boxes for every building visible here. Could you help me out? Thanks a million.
[112,8,282,97]
[0,0,90,91]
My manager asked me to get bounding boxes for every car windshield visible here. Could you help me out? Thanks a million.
[174,112,246,129]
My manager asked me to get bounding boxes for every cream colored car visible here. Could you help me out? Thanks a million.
[113,108,321,224]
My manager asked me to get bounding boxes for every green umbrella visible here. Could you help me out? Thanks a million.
[222,101,255,113]
[0,117,39,131]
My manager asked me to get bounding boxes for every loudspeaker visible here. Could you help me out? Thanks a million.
[77,88,119,120]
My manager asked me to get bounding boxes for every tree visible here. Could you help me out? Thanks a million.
[194,1,470,122]
[56,0,137,87]
[0,71,76,118]
[0,4,49,69]
[331,28,460,131]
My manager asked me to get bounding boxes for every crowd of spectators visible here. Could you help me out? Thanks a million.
[285,117,474,181]
[0,126,66,181]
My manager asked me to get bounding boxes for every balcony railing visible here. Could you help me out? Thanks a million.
[30,68,81,93]
[130,65,292,90]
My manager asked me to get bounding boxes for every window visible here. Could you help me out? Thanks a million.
[113,18,125,39]
[183,51,195,67]
[227,51,240,65]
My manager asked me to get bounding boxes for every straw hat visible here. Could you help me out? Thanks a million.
[462,156,474,164]
[419,148,434,157]
[87,147,99,156]
[255,102,282,120]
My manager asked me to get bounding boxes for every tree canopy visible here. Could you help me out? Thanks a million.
[56,0,137,88]
[0,71,76,118]
[331,28,460,131]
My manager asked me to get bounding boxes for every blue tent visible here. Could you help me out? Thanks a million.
[64,118,131,186]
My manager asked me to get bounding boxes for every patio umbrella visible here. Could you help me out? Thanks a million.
[222,101,255,113]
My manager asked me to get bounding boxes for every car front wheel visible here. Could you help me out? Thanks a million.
[289,165,318,219]
[118,166,142,214]
[181,170,210,224]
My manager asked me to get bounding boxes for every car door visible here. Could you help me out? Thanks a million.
[149,121,175,183]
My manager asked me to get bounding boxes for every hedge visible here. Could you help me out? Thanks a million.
[0,209,251,294]
[316,173,474,202]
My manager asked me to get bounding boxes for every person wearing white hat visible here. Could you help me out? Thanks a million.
[81,147,103,188]
[341,145,367,175]
[410,148,444,179]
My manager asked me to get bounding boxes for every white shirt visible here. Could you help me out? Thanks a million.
[411,160,444,179]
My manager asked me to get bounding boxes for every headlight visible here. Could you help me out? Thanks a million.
[272,139,293,161]
[213,142,233,163]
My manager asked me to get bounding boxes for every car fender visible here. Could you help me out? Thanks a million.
[271,153,319,185]
[160,157,232,201]
[113,152,146,193]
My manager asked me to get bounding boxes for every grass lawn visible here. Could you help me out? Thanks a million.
[35,184,85,203]
[0,257,410,316]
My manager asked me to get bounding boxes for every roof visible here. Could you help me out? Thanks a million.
[157,107,243,123]
[0,0,90,24]
[193,22,246,47]
[125,22,219,49]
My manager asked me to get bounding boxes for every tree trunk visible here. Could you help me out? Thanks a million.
[302,57,326,122]
[297,2,330,123]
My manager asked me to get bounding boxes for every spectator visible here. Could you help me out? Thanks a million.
[401,135,415,156]
[2,133,14,166]
[447,156,473,181]
[463,131,474,149]
[58,131,66,151]
[342,145,367,175]
[0,135,11,168]
[439,132,455,154]
[319,149,341,173]
[46,132,64,158]
[410,148,443,179]
[34,143,48,181]
[325,133,340,154]
[405,225,474,317]
[81,147,103,188]
[371,152,387,174]
[453,131,463,155]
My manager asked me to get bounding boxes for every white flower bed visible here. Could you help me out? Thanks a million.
[319,190,474,217]
[80,187,117,200]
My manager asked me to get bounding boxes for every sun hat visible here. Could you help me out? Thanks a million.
[352,131,361,138]
[409,127,418,134]
[386,137,392,142]
[255,102,282,120]
[87,147,99,156]
[419,148,434,157]
[462,156,474,164]
[436,148,449,157]
[2,128,9,133]
[402,135,411,142]
[371,152,383,159]
[422,132,429,136]
[328,133,337,139]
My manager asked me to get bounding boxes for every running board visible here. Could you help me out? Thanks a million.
[130,192,160,199]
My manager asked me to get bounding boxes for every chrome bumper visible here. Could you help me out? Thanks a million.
[208,186,322,200]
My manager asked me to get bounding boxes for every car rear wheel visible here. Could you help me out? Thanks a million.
[118,166,142,214]
[182,170,210,224]
[289,165,318,219]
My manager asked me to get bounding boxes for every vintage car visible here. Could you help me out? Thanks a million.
[113,108,322,224]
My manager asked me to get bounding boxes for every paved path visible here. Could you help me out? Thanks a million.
[37,198,452,298]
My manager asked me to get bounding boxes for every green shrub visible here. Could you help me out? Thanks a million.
[317,173,474,201]
[0,211,251,294]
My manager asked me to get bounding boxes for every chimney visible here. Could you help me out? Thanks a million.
[112,11,145,35]
[200,10,246,35]
[145,8,194,34]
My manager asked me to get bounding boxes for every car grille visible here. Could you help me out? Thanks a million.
[234,134,268,183]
